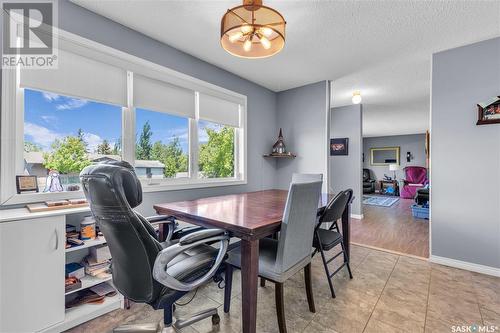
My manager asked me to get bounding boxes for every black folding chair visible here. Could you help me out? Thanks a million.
[312,189,353,298]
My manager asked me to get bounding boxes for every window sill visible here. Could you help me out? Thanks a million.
[1,178,247,206]
[140,178,247,193]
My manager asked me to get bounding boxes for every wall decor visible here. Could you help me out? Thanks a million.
[477,96,500,125]
[330,138,349,156]
[263,128,296,158]
[16,175,39,194]
[370,147,400,166]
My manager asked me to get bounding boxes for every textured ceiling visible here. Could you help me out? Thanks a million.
[71,0,500,137]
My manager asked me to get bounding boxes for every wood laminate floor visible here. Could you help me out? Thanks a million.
[64,245,500,333]
[351,196,429,258]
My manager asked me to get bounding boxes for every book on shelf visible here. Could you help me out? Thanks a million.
[82,256,111,277]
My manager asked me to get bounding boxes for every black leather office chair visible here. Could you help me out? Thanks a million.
[312,189,353,298]
[80,161,230,332]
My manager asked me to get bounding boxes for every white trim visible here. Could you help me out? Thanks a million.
[1,27,248,205]
[122,71,135,164]
[141,179,246,193]
[429,255,500,277]
[2,178,247,206]
[351,213,364,219]
[0,68,18,204]
[428,53,434,258]
[324,81,331,194]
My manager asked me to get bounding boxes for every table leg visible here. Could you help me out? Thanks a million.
[341,202,351,260]
[240,239,259,333]
[158,223,166,242]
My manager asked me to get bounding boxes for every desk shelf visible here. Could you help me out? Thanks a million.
[42,294,123,333]
[65,237,106,253]
[65,274,112,295]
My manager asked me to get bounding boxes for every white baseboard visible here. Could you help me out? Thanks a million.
[429,255,500,277]
[351,213,364,219]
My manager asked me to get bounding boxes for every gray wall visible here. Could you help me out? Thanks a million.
[275,81,330,193]
[363,134,426,185]
[431,37,500,269]
[329,105,363,216]
[0,1,279,214]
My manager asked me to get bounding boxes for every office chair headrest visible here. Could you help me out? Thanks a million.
[80,160,143,208]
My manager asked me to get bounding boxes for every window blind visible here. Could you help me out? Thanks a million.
[20,49,127,106]
[134,74,195,118]
[198,93,240,127]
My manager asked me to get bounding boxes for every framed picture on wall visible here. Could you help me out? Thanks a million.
[330,138,349,156]
[477,96,500,125]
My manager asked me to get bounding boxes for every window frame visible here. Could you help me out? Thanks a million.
[0,28,247,205]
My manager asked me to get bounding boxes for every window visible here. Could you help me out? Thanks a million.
[135,108,189,180]
[23,89,122,192]
[198,120,235,178]
[1,31,247,204]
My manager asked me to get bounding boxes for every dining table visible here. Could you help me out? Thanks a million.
[153,189,352,333]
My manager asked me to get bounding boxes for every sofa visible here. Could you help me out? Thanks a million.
[400,166,428,199]
[363,168,376,194]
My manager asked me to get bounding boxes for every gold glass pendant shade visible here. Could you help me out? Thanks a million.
[221,0,286,59]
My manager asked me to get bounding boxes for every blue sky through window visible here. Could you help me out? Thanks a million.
[136,108,189,153]
[24,89,122,152]
[23,89,207,154]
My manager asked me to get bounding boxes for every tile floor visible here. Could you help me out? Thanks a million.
[65,245,500,333]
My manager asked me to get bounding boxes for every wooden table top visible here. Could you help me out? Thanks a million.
[154,189,333,240]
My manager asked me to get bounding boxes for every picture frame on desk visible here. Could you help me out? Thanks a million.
[16,175,39,194]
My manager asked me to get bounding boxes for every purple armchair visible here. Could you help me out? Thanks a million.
[400,166,428,199]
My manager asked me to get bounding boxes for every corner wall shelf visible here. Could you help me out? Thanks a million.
[263,153,296,159]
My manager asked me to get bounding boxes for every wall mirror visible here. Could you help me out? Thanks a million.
[370,147,400,166]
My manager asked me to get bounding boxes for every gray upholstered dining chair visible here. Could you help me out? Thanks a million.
[292,172,323,183]
[224,177,323,333]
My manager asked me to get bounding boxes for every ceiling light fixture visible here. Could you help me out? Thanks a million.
[352,91,362,104]
[221,0,286,59]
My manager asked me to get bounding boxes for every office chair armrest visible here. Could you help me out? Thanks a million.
[146,215,176,225]
[153,229,229,292]
[145,215,177,241]
[179,229,225,245]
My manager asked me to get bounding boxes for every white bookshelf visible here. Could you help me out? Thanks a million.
[0,208,122,333]
[63,235,121,332]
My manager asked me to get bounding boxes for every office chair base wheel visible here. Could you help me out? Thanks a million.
[212,314,220,326]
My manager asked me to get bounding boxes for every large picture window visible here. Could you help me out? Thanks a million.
[1,31,247,204]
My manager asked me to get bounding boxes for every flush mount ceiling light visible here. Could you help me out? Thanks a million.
[221,0,286,59]
[352,91,362,104]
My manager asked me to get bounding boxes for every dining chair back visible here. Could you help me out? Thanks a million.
[319,189,351,224]
[276,179,323,273]
[291,173,323,183]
